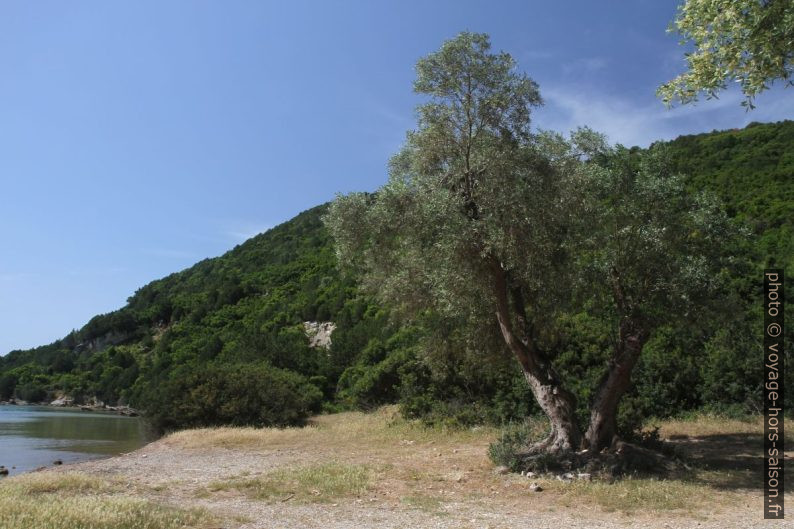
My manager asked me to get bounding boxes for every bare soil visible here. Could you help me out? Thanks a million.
[48,409,792,529]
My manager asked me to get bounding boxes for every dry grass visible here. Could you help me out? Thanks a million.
[165,406,498,452]
[542,411,794,514]
[165,422,320,450]
[557,477,712,514]
[0,472,118,496]
[206,461,371,503]
[400,493,447,514]
[656,414,763,439]
[654,411,794,443]
[0,472,211,529]
[169,407,786,517]
[15,407,782,527]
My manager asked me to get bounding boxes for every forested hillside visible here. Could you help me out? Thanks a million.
[1,120,791,432]
[664,120,793,274]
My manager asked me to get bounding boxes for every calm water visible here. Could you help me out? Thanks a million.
[0,405,150,476]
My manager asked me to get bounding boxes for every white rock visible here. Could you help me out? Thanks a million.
[303,321,336,349]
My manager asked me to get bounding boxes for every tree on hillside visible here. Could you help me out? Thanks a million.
[658,0,794,108]
[326,32,734,458]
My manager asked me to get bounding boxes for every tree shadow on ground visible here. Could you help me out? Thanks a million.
[665,432,791,491]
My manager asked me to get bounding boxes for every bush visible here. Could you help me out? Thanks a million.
[396,345,537,427]
[487,418,550,471]
[337,347,414,409]
[15,382,47,403]
[133,362,323,432]
[0,375,16,400]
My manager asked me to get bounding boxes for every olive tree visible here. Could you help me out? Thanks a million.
[327,32,734,456]
[658,0,794,108]
[327,32,587,453]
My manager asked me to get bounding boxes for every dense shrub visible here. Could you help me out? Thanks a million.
[337,346,413,409]
[15,383,47,403]
[133,363,323,432]
[0,375,16,400]
[398,357,536,427]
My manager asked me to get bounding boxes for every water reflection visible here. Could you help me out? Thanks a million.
[0,406,150,476]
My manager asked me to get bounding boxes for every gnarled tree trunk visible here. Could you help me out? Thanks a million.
[491,260,581,454]
[519,369,581,454]
[584,318,649,452]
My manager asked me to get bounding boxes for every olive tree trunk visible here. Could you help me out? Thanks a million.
[491,261,581,454]
[584,319,649,452]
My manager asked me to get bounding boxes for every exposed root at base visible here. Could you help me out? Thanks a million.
[516,440,687,478]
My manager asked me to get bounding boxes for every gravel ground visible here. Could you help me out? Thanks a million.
[52,434,792,529]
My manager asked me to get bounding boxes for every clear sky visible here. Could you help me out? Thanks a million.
[2,0,792,354]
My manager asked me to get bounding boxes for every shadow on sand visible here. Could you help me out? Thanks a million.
[666,432,791,491]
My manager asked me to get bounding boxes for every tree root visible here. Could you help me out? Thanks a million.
[515,438,688,478]
[515,432,580,473]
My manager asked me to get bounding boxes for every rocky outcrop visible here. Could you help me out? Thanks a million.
[303,321,336,349]
[74,331,130,354]
[50,396,74,407]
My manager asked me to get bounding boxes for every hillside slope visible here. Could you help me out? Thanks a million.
[663,120,793,273]
[0,204,397,426]
[1,120,792,429]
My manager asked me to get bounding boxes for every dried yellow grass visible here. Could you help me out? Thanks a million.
[657,414,763,438]
[164,406,497,451]
[207,461,371,503]
[0,472,211,529]
[0,472,117,495]
[146,407,793,519]
[557,477,710,514]
[655,412,794,443]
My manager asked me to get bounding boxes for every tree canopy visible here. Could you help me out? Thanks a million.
[328,32,737,459]
[659,0,794,108]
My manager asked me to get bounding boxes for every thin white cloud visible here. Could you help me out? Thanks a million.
[66,266,128,277]
[519,50,556,63]
[536,84,794,147]
[356,89,415,155]
[561,57,609,75]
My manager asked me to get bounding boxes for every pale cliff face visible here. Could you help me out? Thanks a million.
[303,321,336,349]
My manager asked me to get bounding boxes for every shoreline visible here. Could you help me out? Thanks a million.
[0,400,139,417]
[2,409,785,529]
[0,404,151,478]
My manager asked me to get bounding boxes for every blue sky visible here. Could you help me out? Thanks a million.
[2,0,792,354]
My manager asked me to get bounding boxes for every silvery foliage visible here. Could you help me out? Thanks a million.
[326,31,737,362]
[573,142,740,327]
[658,0,794,108]
[326,33,589,356]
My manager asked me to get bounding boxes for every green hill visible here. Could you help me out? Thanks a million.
[663,120,793,274]
[0,205,398,428]
[1,120,792,431]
